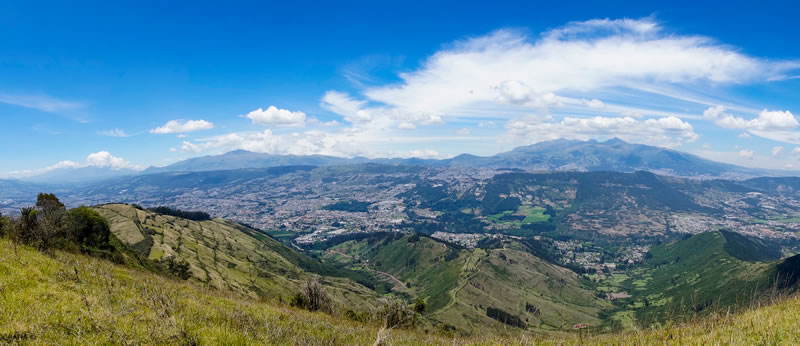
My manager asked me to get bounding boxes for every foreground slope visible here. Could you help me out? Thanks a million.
[93,204,378,309]
[324,234,611,333]
[2,238,800,344]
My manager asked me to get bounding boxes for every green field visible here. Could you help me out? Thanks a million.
[487,206,550,226]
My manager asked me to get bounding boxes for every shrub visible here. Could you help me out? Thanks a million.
[291,276,334,313]
[67,206,111,249]
[375,299,414,329]
[162,256,192,280]
[0,212,8,237]
[413,298,426,314]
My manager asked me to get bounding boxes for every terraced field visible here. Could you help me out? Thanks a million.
[93,204,379,310]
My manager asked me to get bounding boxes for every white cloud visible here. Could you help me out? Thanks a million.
[403,149,442,159]
[506,115,698,147]
[738,132,752,139]
[772,146,784,157]
[246,106,307,127]
[3,151,140,178]
[321,91,372,123]
[308,118,340,127]
[321,90,442,128]
[98,128,131,137]
[494,80,561,110]
[582,98,606,110]
[85,151,135,169]
[150,119,214,134]
[457,128,471,135]
[397,122,416,130]
[704,106,798,132]
[793,147,800,156]
[180,129,372,158]
[360,19,797,117]
[695,149,796,170]
[478,120,496,128]
[0,93,84,112]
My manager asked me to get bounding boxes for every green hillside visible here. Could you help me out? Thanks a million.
[93,204,379,310]
[616,231,798,325]
[324,233,611,333]
[3,236,800,345]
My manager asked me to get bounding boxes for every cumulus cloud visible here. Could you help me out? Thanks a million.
[359,19,797,117]
[493,80,562,110]
[4,151,140,178]
[98,128,131,137]
[738,132,752,139]
[150,120,214,134]
[793,147,800,156]
[457,128,471,135]
[506,115,698,147]
[582,98,606,110]
[772,146,784,157]
[246,106,307,127]
[703,106,798,131]
[181,129,371,158]
[739,149,754,159]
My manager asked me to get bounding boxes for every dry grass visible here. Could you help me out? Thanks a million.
[2,238,800,345]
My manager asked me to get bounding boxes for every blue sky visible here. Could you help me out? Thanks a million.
[3,1,800,177]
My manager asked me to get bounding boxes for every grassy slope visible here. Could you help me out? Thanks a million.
[621,231,783,325]
[93,204,378,310]
[0,239,440,344]
[2,238,800,344]
[326,234,610,334]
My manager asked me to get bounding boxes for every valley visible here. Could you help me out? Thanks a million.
[2,140,800,338]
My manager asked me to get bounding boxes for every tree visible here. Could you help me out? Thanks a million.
[0,212,7,237]
[33,193,68,251]
[67,206,111,249]
[36,193,65,211]
[16,207,39,247]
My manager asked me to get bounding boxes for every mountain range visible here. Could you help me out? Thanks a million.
[14,138,796,184]
[142,138,791,179]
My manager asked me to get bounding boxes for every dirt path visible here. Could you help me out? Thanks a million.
[432,250,487,316]
[327,249,406,290]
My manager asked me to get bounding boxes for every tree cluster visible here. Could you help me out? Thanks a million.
[1,193,113,255]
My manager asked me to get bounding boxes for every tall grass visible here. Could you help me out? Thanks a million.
[2,237,800,345]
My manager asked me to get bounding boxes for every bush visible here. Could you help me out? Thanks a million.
[375,299,414,329]
[413,298,426,314]
[162,256,192,280]
[291,276,334,313]
[67,206,111,249]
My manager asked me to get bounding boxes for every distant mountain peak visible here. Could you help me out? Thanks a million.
[602,137,627,145]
